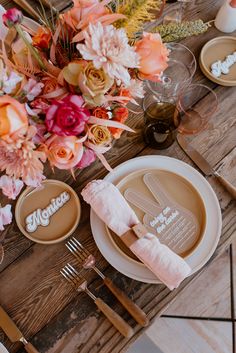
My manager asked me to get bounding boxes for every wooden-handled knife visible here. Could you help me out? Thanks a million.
[0,306,39,353]
[177,134,236,200]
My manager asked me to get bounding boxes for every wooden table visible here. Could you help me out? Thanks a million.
[0,0,236,352]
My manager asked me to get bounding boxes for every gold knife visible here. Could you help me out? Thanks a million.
[0,306,39,353]
[177,134,236,200]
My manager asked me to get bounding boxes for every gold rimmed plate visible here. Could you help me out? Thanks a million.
[200,36,236,86]
[15,179,81,244]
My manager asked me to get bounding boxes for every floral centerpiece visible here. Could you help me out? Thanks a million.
[0,0,169,229]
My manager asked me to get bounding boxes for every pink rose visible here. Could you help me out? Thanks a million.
[135,32,169,82]
[45,135,84,170]
[77,148,96,169]
[0,175,24,200]
[2,8,23,27]
[46,95,90,136]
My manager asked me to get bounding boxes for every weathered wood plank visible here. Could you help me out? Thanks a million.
[0,0,236,352]
[164,250,231,318]
[146,319,232,353]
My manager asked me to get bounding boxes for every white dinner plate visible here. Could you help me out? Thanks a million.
[90,156,222,283]
[0,343,9,353]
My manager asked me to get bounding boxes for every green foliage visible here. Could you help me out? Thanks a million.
[116,0,163,37]
[152,19,211,42]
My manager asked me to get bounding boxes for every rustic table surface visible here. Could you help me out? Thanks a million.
[0,0,236,352]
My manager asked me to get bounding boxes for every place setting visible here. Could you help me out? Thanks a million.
[0,0,236,351]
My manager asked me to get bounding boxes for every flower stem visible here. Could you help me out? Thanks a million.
[15,24,46,70]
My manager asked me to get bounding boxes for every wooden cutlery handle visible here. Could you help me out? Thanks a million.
[104,277,149,327]
[215,173,236,200]
[24,342,40,353]
[95,298,134,338]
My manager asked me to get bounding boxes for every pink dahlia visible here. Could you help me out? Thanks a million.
[77,22,139,85]
[0,126,46,187]
[45,95,90,136]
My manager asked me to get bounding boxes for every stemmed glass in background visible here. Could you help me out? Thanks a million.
[177,84,218,135]
[143,43,196,149]
[147,42,197,100]
[143,84,218,150]
[163,0,196,24]
[143,43,218,149]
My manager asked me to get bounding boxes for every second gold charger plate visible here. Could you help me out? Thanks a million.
[199,36,236,86]
[15,180,81,244]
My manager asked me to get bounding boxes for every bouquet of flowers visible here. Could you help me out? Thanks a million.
[0,0,169,229]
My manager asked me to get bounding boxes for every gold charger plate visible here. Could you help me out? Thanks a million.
[106,169,206,263]
[15,179,81,244]
[199,36,236,86]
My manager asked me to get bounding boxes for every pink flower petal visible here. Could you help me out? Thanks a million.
[0,175,24,200]
[70,94,84,108]
[0,204,12,230]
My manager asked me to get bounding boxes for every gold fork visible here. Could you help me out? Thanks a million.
[60,264,134,338]
[66,238,149,327]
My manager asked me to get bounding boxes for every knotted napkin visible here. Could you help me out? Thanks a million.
[82,180,191,290]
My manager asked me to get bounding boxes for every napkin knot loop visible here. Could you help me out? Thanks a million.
[120,223,148,247]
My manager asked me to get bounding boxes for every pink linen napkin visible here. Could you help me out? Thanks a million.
[82,180,191,290]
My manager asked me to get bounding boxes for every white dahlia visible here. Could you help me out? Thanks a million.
[77,22,139,85]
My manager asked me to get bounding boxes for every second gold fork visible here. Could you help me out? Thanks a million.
[61,263,134,338]
[66,237,149,327]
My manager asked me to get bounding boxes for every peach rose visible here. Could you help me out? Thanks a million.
[0,95,28,138]
[44,135,83,170]
[42,77,58,95]
[135,32,169,82]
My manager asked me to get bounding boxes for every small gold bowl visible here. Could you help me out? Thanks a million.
[200,36,236,86]
[15,179,81,244]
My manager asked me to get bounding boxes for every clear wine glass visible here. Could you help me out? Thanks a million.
[142,92,180,149]
[177,84,218,135]
[147,42,197,101]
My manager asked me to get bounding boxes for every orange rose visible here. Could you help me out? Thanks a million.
[119,88,132,104]
[42,77,59,95]
[93,107,109,119]
[32,27,52,49]
[0,95,28,138]
[110,106,129,139]
[135,32,169,82]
